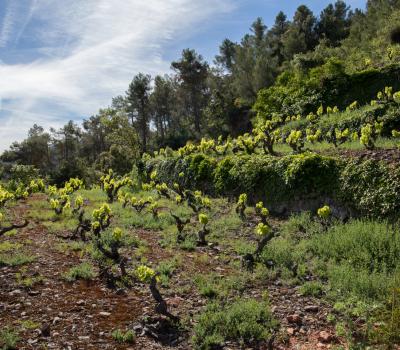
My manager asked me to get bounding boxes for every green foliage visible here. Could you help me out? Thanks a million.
[15,267,44,288]
[19,320,40,330]
[311,220,400,300]
[100,170,133,202]
[147,150,400,219]
[188,154,216,184]
[0,253,35,267]
[0,241,22,253]
[281,103,392,139]
[135,265,156,283]
[340,159,400,218]
[283,153,340,195]
[360,121,383,150]
[192,298,277,349]
[213,157,235,194]
[0,186,14,208]
[254,62,400,120]
[194,272,251,300]
[285,130,304,153]
[373,283,400,345]
[0,327,19,350]
[63,262,97,282]
[317,205,331,219]
[300,281,324,297]
[112,329,135,344]
[157,257,180,287]
[3,4,400,347]
[194,274,219,299]
[260,234,307,276]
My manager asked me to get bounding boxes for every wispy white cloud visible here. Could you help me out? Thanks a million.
[0,0,234,151]
[0,0,18,47]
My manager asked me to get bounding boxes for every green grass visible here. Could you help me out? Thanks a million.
[0,241,22,253]
[2,229,18,237]
[0,327,19,350]
[309,220,400,299]
[15,268,44,288]
[178,234,197,251]
[25,199,56,221]
[111,329,135,344]
[194,272,252,300]
[0,252,35,267]
[192,298,277,350]
[26,197,78,233]
[63,262,97,282]
[157,256,182,287]
[56,241,88,254]
[42,217,77,234]
[194,274,219,299]
[279,211,321,239]
[273,217,400,301]
[209,206,243,242]
[78,188,108,204]
[311,220,400,273]
[259,215,400,346]
[5,184,399,348]
[18,320,40,330]
[229,238,255,256]
[300,281,325,297]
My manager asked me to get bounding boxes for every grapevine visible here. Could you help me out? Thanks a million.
[197,213,210,246]
[135,265,178,321]
[101,169,133,202]
[242,201,275,271]
[236,193,247,220]
[286,130,304,153]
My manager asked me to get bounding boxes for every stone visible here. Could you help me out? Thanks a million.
[167,297,184,308]
[133,324,143,333]
[52,317,61,324]
[41,323,51,337]
[287,327,296,336]
[99,311,111,316]
[287,314,302,325]
[28,290,40,296]
[10,289,22,296]
[318,331,333,343]
[305,305,319,313]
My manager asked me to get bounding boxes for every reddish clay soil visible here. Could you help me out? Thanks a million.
[1,198,348,350]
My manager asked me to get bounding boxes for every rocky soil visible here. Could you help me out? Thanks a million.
[1,197,345,350]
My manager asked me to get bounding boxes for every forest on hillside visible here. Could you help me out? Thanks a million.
[2,0,400,184]
[1,1,400,349]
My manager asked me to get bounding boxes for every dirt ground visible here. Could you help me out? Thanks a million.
[1,197,348,350]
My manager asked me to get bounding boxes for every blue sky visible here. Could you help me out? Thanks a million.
[0,0,366,151]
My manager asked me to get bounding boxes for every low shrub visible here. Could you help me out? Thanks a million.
[63,262,97,282]
[0,327,19,350]
[192,298,277,349]
[340,159,400,218]
[311,220,400,300]
[300,281,324,297]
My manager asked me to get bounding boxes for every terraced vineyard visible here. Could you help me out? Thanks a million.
[2,2,400,347]
[1,130,400,349]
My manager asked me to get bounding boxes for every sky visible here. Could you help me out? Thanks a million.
[0,0,366,152]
